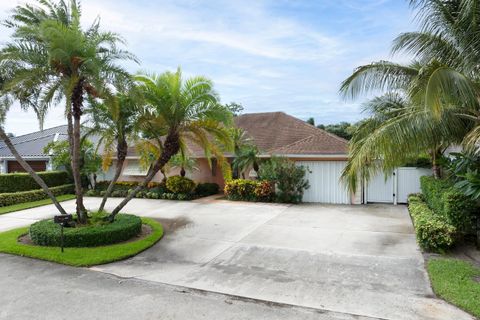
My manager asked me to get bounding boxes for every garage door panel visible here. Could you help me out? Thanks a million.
[297,161,350,204]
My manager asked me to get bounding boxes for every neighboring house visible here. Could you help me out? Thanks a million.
[0,125,69,174]
[105,112,359,204]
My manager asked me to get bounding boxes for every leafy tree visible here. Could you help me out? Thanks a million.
[258,157,309,203]
[225,102,244,116]
[317,122,357,140]
[2,0,135,223]
[44,139,101,188]
[109,68,234,218]
[306,117,315,126]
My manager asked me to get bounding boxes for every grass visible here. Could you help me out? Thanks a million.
[0,194,76,215]
[428,258,480,318]
[0,217,163,267]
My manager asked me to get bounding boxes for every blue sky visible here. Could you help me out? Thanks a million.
[0,0,414,135]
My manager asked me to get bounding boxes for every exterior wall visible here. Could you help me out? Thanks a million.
[100,158,226,187]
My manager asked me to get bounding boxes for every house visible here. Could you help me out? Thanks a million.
[0,125,69,174]
[105,112,360,204]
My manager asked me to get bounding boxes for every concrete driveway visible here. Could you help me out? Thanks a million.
[0,197,473,320]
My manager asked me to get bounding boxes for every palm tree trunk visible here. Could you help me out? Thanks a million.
[109,132,180,218]
[98,138,127,212]
[431,149,442,179]
[71,79,87,223]
[0,127,68,215]
[180,167,186,177]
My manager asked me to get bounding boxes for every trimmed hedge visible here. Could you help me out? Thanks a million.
[0,171,71,193]
[420,176,477,234]
[408,195,456,252]
[0,184,74,207]
[29,214,142,247]
[224,179,275,202]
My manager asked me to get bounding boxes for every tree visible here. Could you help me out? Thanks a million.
[233,144,260,178]
[0,53,68,215]
[169,151,198,177]
[2,0,135,223]
[306,117,315,126]
[317,122,357,140]
[109,68,234,218]
[225,102,244,116]
[229,127,252,178]
[44,139,101,188]
[85,83,142,212]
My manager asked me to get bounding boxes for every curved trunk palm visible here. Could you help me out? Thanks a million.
[109,132,180,218]
[0,128,68,215]
[98,138,127,212]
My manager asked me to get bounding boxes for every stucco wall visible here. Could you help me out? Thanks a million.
[98,158,226,187]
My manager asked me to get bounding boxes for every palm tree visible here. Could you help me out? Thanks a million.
[0,63,68,214]
[86,83,142,212]
[2,0,135,223]
[109,68,233,218]
[170,151,198,177]
[229,127,252,178]
[233,144,261,179]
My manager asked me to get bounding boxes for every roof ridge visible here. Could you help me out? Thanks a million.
[270,134,317,153]
[0,132,58,150]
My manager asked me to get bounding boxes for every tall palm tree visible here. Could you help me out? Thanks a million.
[2,0,135,223]
[0,62,68,214]
[229,127,252,178]
[109,68,233,217]
[85,83,142,212]
[170,150,198,177]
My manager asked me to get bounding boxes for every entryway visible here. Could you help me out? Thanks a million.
[365,167,431,204]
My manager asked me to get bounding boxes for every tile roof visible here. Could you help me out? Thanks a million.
[234,112,348,155]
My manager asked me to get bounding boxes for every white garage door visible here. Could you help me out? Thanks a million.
[297,161,350,204]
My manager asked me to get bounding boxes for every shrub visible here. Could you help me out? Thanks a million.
[408,195,456,252]
[29,214,142,247]
[84,189,99,197]
[166,176,196,194]
[254,181,275,201]
[224,179,258,201]
[195,182,220,197]
[111,190,128,198]
[95,181,139,192]
[420,176,477,234]
[0,171,71,193]
[259,157,309,203]
[0,184,74,207]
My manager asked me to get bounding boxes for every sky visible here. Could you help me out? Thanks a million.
[0,0,415,136]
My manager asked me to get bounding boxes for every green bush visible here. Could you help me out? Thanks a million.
[0,171,71,193]
[166,176,196,194]
[258,157,309,203]
[408,195,456,252]
[195,183,219,197]
[0,184,74,207]
[29,214,142,247]
[95,181,139,191]
[420,176,477,234]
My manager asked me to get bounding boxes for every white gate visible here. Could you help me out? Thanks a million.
[366,167,431,204]
[297,161,350,204]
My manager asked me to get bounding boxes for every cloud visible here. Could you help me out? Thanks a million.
[0,0,413,135]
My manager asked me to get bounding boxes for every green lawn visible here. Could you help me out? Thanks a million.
[0,217,163,267]
[428,258,480,318]
[0,194,76,215]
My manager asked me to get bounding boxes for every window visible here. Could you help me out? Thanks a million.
[123,161,148,176]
